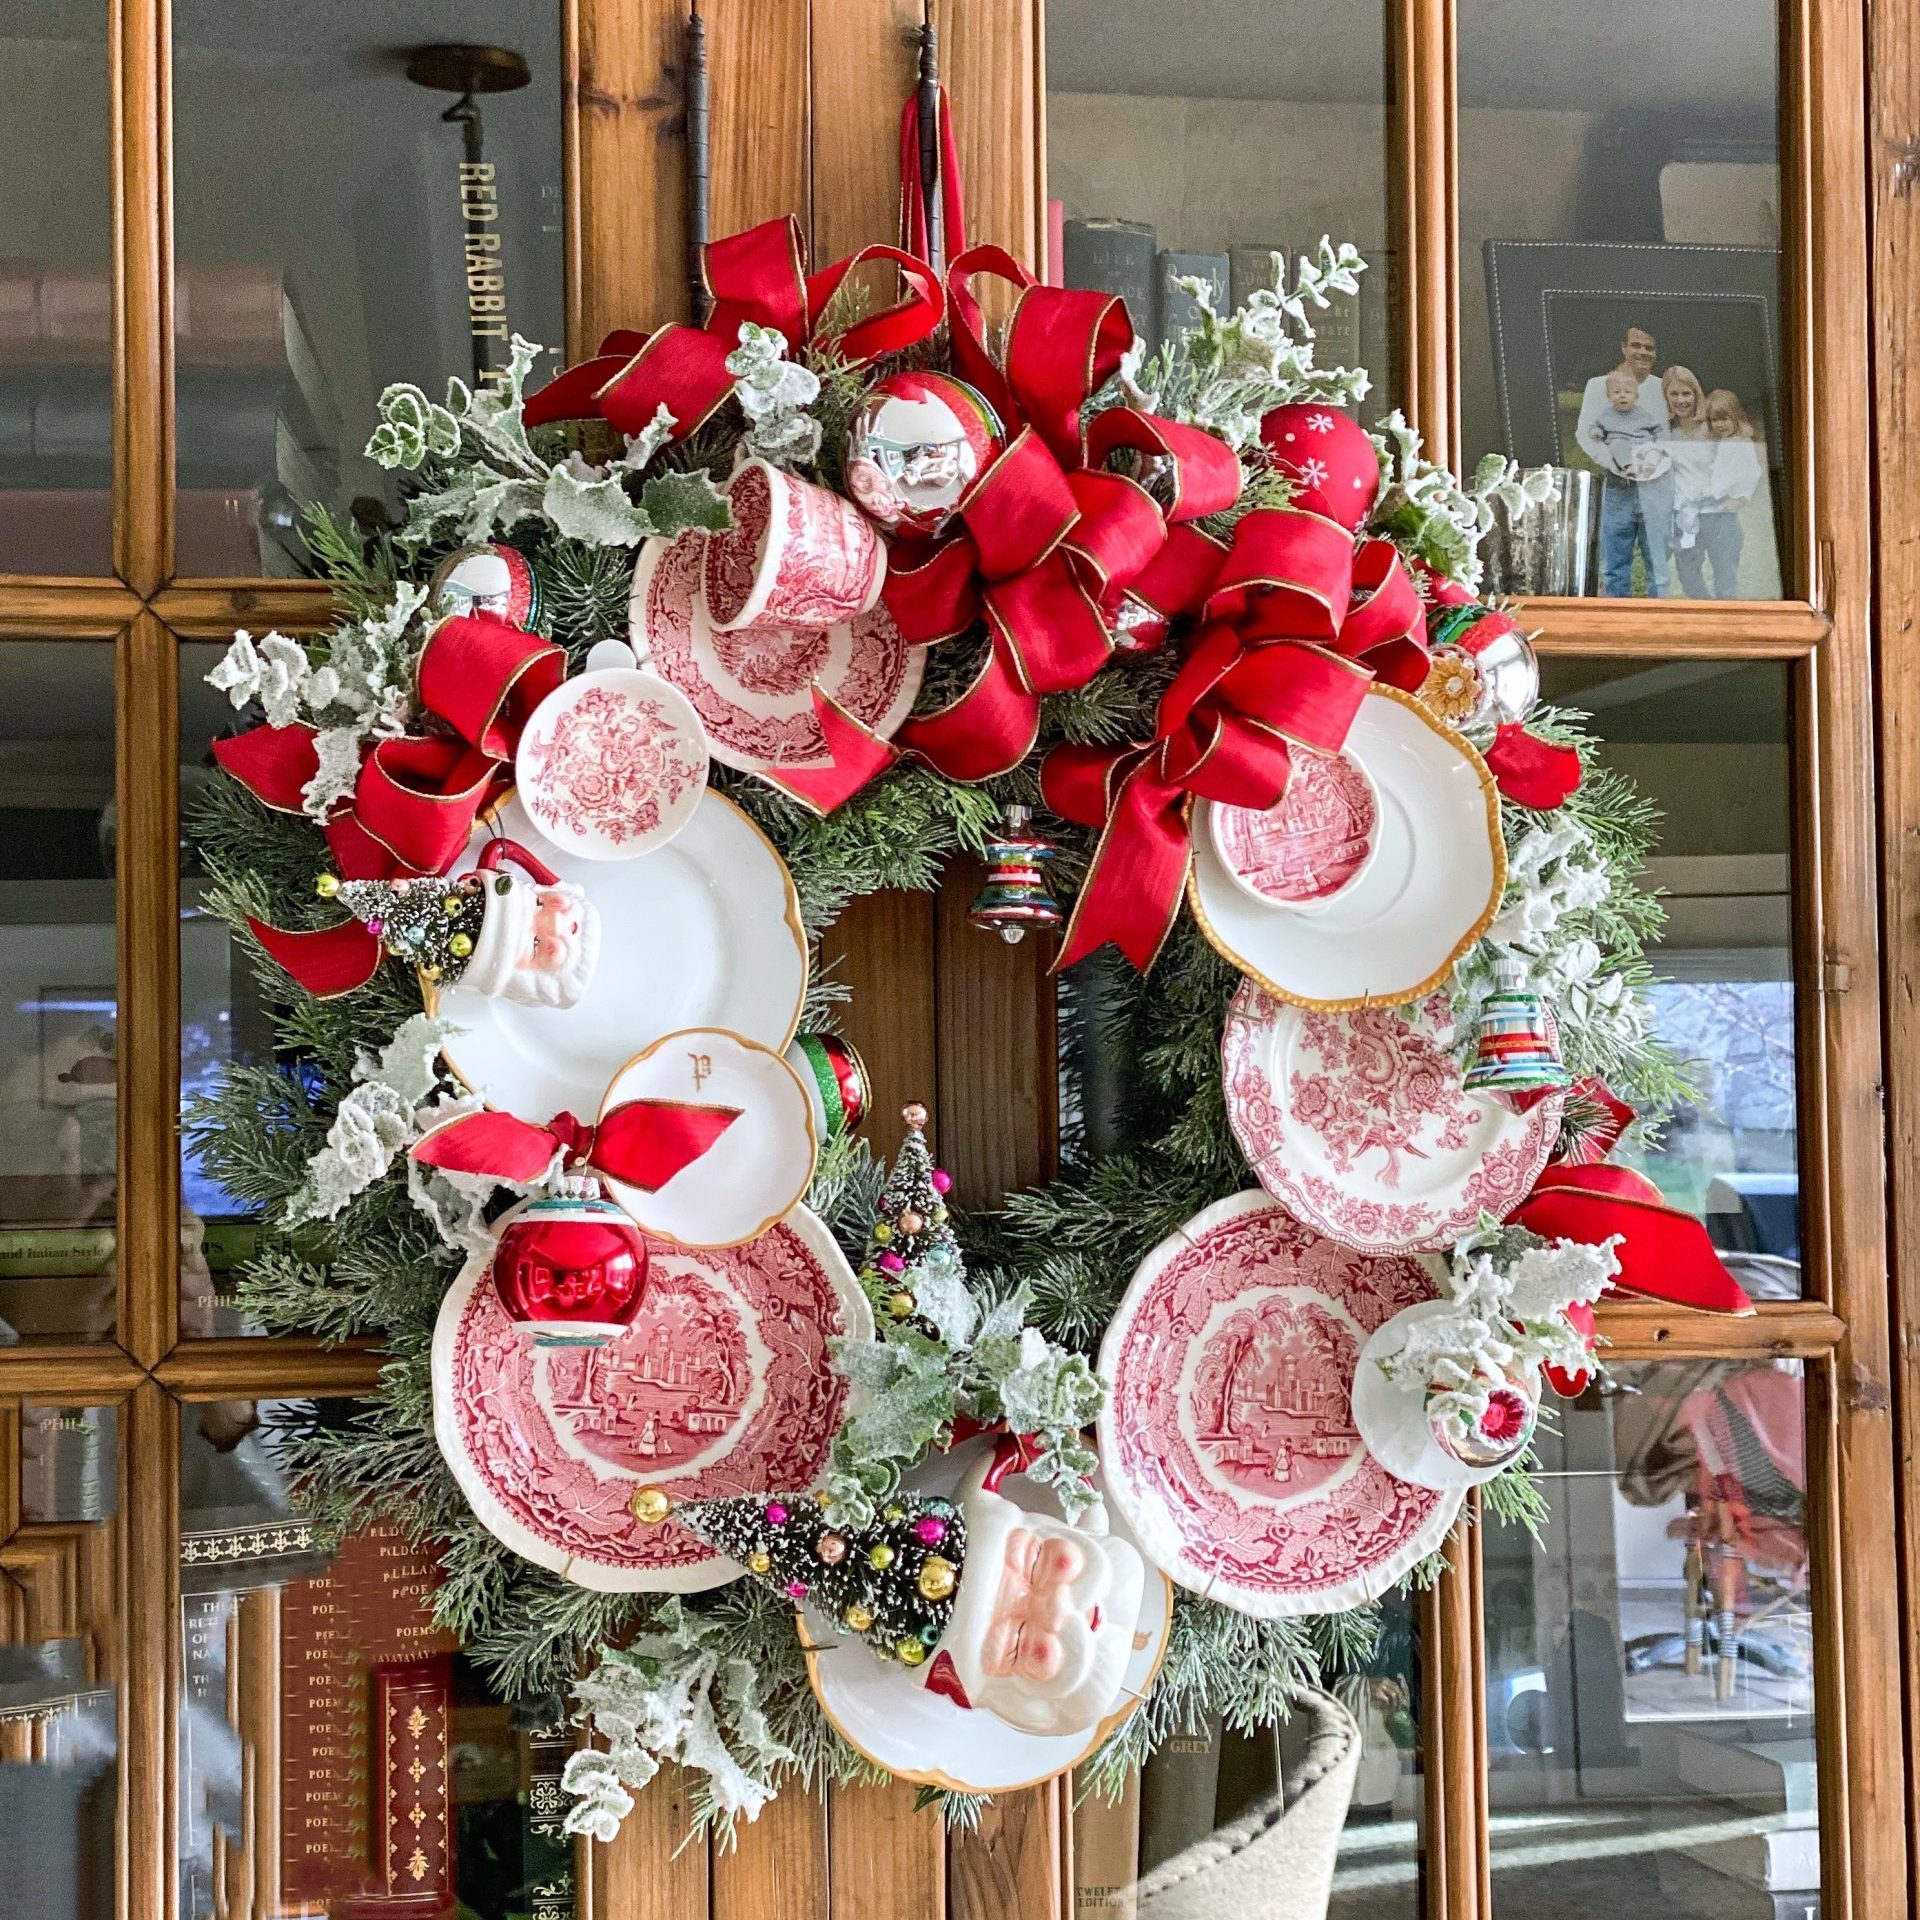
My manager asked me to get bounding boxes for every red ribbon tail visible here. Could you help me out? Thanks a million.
[1544,1298,1597,1398]
[762,690,901,814]
[1486,724,1583,810]
[247,917,383,998]
[213,724,321,814]
[590,1099,743,1191]
[411,1111,566,1186]
[893,650,1041,784]
[1046,761,1190,972]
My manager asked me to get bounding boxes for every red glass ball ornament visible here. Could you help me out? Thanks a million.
[491,1178,649,1347]
[844,369,1005,536]
[1258,404,1380,531]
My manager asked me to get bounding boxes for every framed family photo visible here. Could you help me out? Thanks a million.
[1484,241,1786,599]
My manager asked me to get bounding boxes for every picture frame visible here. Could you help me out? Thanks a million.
[1484,241,1786,599]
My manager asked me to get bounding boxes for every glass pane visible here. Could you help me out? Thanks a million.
[170,4,566,577]
[0,1401,122,1916]
[179,642,270,1337]
[0,642,117,1340]
[1541,658,1802,1295]
[178,1399,577,1918]
[1461,1,1788,600]
[1072,1589,1424,1919]
[0,3,112,575]
[1486,1360,1820,1916]
[1046,1,1400,417]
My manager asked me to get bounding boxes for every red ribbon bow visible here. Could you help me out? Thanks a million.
[213,612,563,880]
[412,1099,741,1196]
[872,248,1242,788]
[1040,507,1429,971]
[522,216,944,443]
[1508,1081,1755,1396]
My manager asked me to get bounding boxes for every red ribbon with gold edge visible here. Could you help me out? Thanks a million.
[871,247,1241,789]
[1040,505,1430,971]
[897,85,967,267]
[212,612,564,882]
[1508,1085,1755,1395]
[522,216,945,441]
[412,1099,742,1195]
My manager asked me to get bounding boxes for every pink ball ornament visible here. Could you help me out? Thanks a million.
[931,1168,953,1195]
[878,1250,907,1274]
[765,1501,790,1527]
[913,1514,948,1548]
[1258,404,1380,532]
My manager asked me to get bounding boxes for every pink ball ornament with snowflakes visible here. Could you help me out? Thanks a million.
[1258,404,1380,532]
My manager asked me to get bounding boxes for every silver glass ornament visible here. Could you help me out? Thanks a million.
[843,374,1002,537]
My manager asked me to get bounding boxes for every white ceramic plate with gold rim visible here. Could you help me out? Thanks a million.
[1190,685,1506,1011]
[597,1028,817,1250]
[799,1438,1171,1793]
[435,790,807,1122]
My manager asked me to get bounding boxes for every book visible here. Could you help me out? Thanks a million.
[1138,1711,1223,1875]
[0,1226,115,1279]
[1229,243,1290,313]
[19,1404,116,1525]
[1046,199,1066,287]
[1073,1764,1142,1919]
[1358,246,1399,413]
[1157,250,1229,345]
[1673,1728,1819,1820]
[1657,1846,1821,1919]
[1684,1821,1821,1892]
[1063,219,1158,351]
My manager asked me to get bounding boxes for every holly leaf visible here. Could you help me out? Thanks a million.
[639,469,732,536]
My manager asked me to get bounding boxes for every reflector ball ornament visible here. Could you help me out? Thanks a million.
[843,369,1005,536]
[487,1175,650,1348]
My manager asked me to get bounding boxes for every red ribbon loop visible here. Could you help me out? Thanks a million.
[213,612,565,881]
[524,216,945,441]
[1041,507,1425,971]
[413,1098,742,1194]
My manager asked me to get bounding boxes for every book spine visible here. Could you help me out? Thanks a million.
[1156,251,1230,346]
[1073,1765,1142,1919]
[0,1226,116,1278]
[1138,1712,1224,1874]
[1063,219,1158,353]
[1228,244,1289,314]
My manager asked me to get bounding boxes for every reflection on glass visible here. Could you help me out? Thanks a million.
[1486,1361,1818,1916]
[0,1402,121,1916]
[1461,1,1787,600]
[0,3,111,576]
[180,643,272,1336]
[1046,0,1398,416]
[178,1400,575,1919]
[170,4,565,576]
[0,642,117,1339]
[1072,1591,1423,1919]
[1540,658,1801,1296]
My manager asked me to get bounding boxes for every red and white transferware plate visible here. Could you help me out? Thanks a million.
[631,530,922,775]
[597,1028,817,1249]
[514,665,709,860]
[1097,1191,1461,1617]
[432,1204,871,1591]
[1222,980,1563,1253]
[1208,745,1379,912]
[1190,685,1505,1010]
[801,1438,1172,1793]
[435,791,806,1122]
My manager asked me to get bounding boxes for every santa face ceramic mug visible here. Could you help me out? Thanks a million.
[701,458,887,633]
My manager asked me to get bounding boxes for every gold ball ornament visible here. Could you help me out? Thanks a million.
[899,1209,926,1236]
[928,1205,949,1227]
[896,1637,928,1667]
[315,872,341,899]
[871,1222,894,1245]
[886,1290,917,1321]
[868,1543,896,1570]
[917,1555,957,1601]
[629,1485,671,1525]
[844,1603,875,1632]
[747,1549,772,1575]
[442,894,465,916]
[448,932,474,959]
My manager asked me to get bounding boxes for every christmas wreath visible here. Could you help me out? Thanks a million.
[191,170,1754,1836]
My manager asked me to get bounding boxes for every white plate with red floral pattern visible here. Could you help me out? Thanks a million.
[1189,686,1506,1010]
[800,1437,1171,1793]
[434,791,806,1122]
[1222,980,1563,1253]
[1097,1190,1461,1618]
[630,529,922,775]
[432,1203,870,1591]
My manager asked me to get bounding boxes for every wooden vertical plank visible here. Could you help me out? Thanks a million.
[707,0,811,236]
[122,1381,176,1920]
[930,0,1042,267]
[1421,1528,1482,1920]
[807,7,946,1917]
[119,615,180,1368]
[113,0,172,593]
[1392,0,1458,469]
[586,1763,711,1920]
[713,1777,831,1917]
[951,1781,1065,1920]
[575,0,689,343]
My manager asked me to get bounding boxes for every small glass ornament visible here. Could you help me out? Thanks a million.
[1424,601,1541,726]
[428,541,540,627]
[843,370,1005,536]
[1463,958,1571,1102]
[967,806,1064,945]
[1428,1375,1539,1471]
[490,1174,650,1347]
[785,1032,871,1141]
